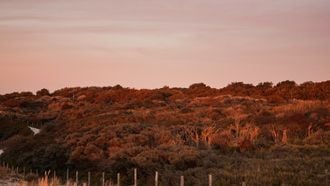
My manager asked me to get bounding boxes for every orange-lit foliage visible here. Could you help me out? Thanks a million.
[0,81,329,185]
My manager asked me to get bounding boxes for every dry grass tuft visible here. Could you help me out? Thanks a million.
[272,100,325,114]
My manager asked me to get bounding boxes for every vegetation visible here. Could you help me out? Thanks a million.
[0,81,329,185]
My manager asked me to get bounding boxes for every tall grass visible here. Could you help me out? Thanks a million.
[272,100,325,114]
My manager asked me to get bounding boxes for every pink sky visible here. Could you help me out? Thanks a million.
[0,0,330,93]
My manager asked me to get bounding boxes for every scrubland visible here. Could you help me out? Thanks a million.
[0,81,329,185]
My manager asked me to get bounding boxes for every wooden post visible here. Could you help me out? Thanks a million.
[76,171,79,186]
[88,171,91,186]
[180,176,184,186]
[66,168,70,186]
[208,174,212,186]
[326,169,328,186]
[53,170,56,186]
[155,171,159,186]
[134,168,137,186]
[117,173,120,186]
[102,172,105,186]
[256,164,260,186]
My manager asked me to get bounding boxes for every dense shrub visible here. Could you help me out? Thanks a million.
[0,81,329,185]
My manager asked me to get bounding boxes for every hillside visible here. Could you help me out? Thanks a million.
[0,81,329,185]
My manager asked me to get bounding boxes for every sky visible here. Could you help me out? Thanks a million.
[0,0,330,93]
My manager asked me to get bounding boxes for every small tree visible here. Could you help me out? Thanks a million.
[36,88,50,96]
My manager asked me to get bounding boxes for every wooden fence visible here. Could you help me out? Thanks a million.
[0,161,328,186]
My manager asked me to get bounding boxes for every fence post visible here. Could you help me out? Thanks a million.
[66,168,69,186]
[208,174,212,186]
[155,171,159,186]
[134,168,137,186]
[53,170,56,186]
[88,171,91,186]
[102,172,105,186]
[75,171,79,186]
[180,176,184,186]
[326,169,328,186]
[257,164,260,186]
[117,173,120,186]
